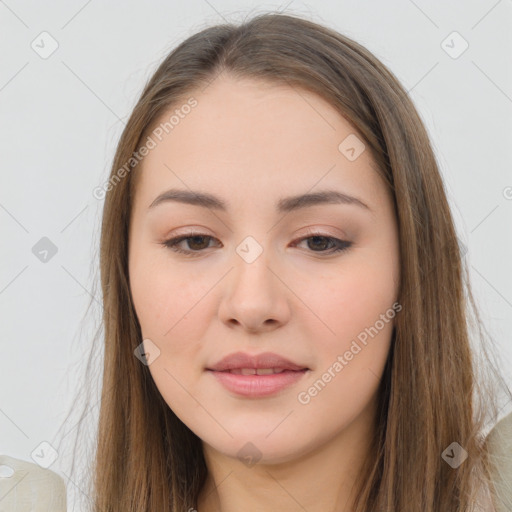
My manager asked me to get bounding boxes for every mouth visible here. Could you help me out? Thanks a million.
[205,351,310,397]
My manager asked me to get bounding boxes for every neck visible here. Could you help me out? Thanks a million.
[196,394,377,512]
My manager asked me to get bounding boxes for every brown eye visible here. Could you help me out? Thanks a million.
[306,236,332,251]
[292,234,352,255]
[183,235,212,251]
[162,234,218,256]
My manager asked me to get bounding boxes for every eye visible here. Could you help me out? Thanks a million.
[291,231,352,254]
[161,232,219,256]
[160,230,352,257]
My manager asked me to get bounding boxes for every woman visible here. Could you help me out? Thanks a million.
[68,11,511,511]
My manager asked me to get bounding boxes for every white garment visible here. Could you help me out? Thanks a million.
[0,454,66,512]
[487,411,512,512]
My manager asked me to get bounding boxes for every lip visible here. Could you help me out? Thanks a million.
[207,368,308,398]
[205,351,309,398]
[206,351,308,372]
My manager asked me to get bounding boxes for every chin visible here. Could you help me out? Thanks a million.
[199,426,316,467]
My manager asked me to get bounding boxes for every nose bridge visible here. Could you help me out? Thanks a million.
[218,234,290,331]
[231,235,275,295]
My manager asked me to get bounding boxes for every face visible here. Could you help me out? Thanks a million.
[128,75,400,464]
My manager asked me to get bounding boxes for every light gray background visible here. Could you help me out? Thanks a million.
[1,0,511,509]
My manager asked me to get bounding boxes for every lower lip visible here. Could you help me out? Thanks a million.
[207,369,308,398]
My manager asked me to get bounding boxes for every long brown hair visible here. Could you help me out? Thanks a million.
[61,10,510,511]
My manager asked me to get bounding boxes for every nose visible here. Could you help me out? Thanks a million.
[218,249,291,334]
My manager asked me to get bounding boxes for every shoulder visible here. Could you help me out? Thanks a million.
[0,454,67,510]
[486,410,512,512]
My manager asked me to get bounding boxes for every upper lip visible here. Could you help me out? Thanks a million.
[206,351,308,371]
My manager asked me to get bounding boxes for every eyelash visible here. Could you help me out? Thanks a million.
[160,230,352,257]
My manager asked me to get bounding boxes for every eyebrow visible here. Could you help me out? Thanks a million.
[147,188,372,214]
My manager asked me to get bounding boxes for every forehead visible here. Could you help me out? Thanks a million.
[133,75,387,213]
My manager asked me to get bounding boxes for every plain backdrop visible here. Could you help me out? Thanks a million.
[1,0,511,509]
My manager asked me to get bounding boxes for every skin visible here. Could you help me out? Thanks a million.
[128,74,400,512]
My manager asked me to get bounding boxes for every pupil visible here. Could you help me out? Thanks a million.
[309,236,329,251]
[189,236,208,250]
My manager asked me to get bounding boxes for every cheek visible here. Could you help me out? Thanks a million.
[130,253,207,339]
[292,257,396,405]
[129,255,222,416]
[297,257,398,346]
[130,258,212,416]
[293,293,393,431]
